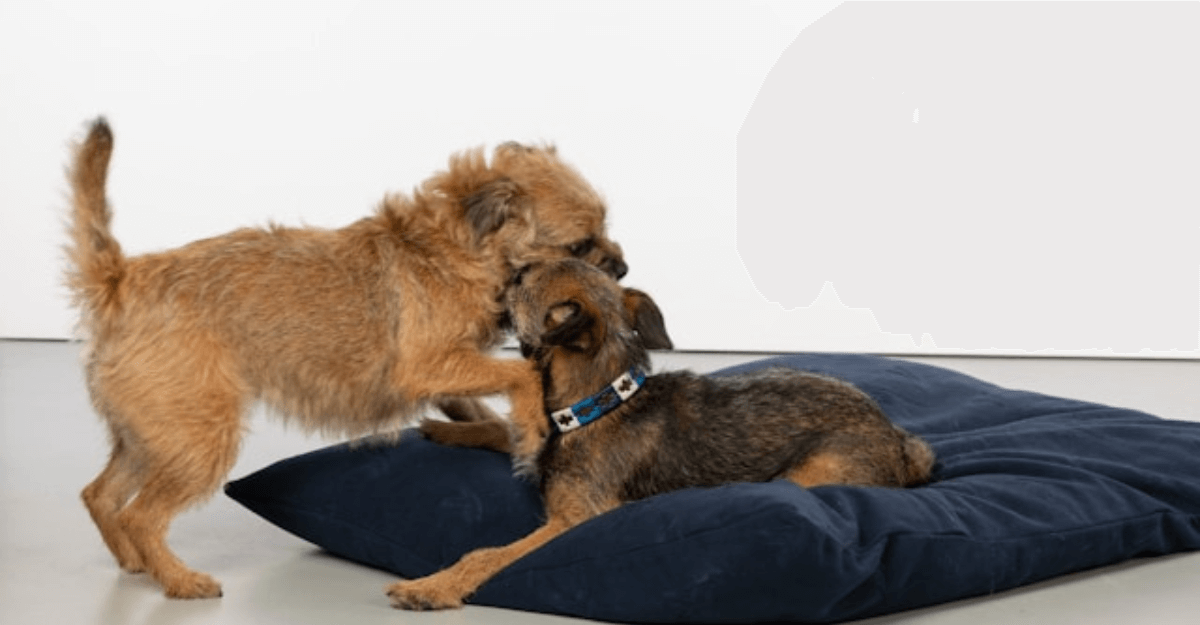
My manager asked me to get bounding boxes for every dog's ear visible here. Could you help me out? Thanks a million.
[542,300,601,354]
[462,178,524,241]
[623,288,673,350]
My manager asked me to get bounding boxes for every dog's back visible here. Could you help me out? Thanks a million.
[543,367,934,505]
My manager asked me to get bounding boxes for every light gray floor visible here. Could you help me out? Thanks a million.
[3,340,1200,624]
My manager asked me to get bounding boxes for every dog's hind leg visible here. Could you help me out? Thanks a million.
[82,432,147,572]
[118,473,226,598]
[784,451,865,488]
[785,431,929,488]
[115,394,243,599]
[420,419,513,453]
[421,397,513,452]
[436,397,504,423]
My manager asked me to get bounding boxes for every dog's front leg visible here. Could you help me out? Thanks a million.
[399,351,547,471]
[386,517,569,610]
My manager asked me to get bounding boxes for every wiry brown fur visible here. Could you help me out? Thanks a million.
[65,118,627,599]
[387,259,934,610]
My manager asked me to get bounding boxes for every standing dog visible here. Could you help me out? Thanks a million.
[66,118,626,599]
[387,259,934,610]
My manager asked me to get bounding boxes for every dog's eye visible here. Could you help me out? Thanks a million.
[567,237,596,257]
[511,265,531,286]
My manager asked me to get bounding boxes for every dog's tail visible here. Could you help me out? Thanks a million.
[898,428,936,486]
[65,117,126,333]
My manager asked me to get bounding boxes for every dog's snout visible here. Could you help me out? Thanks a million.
[604,257,628,280]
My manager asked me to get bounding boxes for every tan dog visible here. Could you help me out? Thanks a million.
[65,118,626,599]
[387,259,932,610]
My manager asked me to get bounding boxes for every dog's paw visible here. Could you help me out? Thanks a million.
[119,559,146,575]
[162,571,223,599]
[113,543,146,574]
[386,579,464,611]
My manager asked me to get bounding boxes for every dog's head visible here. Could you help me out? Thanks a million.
[425,142,628,281]
[506,259,672,411]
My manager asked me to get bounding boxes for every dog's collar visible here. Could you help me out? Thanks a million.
[548,366,646,433]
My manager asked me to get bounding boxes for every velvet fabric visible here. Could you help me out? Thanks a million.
[226,354,1200,622]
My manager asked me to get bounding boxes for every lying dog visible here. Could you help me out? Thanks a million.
[386,259,934,610]
[66,118,627,599]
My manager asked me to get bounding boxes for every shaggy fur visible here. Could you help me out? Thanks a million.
[65,118,627,599]
[386,259,934,610]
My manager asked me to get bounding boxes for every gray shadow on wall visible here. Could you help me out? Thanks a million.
[738,2,1199,352]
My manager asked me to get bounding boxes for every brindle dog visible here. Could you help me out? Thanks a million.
[387,259,934,610]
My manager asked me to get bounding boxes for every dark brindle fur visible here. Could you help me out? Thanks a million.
[388,259,934,610]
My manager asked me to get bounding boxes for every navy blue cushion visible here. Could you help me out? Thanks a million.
[225,354,1200,622]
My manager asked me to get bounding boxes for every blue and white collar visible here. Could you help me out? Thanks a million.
[549,366,647,433]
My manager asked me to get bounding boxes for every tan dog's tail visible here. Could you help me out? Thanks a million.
[65,117,125,332]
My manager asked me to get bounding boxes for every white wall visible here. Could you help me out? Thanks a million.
[2,1,1197,357]
[738,1,1200,356]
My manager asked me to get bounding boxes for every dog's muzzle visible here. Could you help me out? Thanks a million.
[602,257,628,280]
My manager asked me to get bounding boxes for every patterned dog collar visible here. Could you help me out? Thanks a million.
[548,366,647,433]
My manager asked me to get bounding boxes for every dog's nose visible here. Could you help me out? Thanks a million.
[605,257,628,280]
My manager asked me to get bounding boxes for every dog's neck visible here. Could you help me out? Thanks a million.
[546,365,647,433]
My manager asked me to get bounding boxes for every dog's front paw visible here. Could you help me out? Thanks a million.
[386,578,465,611]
